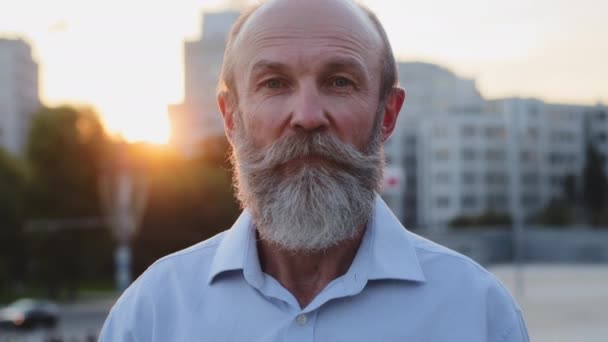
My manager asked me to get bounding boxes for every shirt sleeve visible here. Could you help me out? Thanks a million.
[99,305,137,342]
[498,309,530,342]
[98,277,152,342]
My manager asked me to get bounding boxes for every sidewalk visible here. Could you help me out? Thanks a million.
[489,264,608,342]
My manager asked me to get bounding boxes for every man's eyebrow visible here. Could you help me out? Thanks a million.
[320,57,367,76]
[250,60,290,77]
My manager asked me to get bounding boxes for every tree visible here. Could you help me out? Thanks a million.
[535,200,574,226]
[582,144,608,225]
[449,210,512,229]
[128,141,241,276]
[25,106,111,298]
[27,106,109,218]
[0,148,28,290]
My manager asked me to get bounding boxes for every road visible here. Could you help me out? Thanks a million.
[0,297,115,342]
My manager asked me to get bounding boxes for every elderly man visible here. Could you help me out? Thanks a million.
[101,0,529,341]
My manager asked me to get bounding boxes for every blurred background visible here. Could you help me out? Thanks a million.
[0,0,606,341]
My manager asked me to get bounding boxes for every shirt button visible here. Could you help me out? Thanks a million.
[296,314,307,326]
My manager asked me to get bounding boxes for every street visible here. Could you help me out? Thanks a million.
[0,297,114,342]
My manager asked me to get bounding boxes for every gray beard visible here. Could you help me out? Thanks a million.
[231,117,385,252]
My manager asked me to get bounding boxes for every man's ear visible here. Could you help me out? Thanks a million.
[380,87,406,142]
[217,91,236,143]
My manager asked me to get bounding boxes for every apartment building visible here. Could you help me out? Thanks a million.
[0,38,40,155]
[169,11,240,156]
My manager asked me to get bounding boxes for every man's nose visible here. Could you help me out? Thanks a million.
[290,84,330,132]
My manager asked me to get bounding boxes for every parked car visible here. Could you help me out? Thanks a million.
[0,298,60,329]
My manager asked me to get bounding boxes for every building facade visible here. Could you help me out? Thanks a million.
[0,38,40,155]
[169,11,240,156]
[385,63,590,231]
[586,104,608,176]
[383,62,485,228]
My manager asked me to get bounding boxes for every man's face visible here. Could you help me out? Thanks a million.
[229,0,385,152]
[218,0,403,251]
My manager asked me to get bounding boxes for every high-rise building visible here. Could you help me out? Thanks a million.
[169,11,240,156]
[0,38,40,155]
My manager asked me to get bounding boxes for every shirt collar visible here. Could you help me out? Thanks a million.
[208,195,426,285]
[207,209,255,284]
[364,195,426,282]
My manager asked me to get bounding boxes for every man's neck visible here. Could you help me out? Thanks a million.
[256,227,366,309]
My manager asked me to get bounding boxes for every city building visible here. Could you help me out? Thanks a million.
[383,62,484,228]
[169,11,240,156]
[0,38,40,155]
[586,104,608,176]
[385,63,589,231]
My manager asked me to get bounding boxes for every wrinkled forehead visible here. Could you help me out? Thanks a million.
[232,0,383,76]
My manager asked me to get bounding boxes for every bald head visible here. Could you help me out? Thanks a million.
[217,0,397,106]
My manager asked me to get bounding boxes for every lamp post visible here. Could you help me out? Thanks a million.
[100,146,147,292]
[507,108,525,298]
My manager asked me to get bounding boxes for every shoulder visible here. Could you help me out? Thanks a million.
[408,230,505,287]
[99,231,228,341]
[407,232,529,341]
[131,231,226,291]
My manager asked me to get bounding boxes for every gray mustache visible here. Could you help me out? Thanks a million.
[246,132,381,172]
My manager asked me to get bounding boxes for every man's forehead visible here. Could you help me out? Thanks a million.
[233,0,382,57]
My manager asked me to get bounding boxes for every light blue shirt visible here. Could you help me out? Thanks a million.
[100,197,529,341]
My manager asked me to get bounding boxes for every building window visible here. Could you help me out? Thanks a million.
[461,148,476,161]
[435,173,451,184]
[461,195,477,209]
[522,194,539,207]
[435,148,450,161]
[550,175,563,186]
[486,149,506,161]
[548,153,562,165]
[462,172,476,184]
[436,196,451,209]
[461,125,476,136]
[521,150,538,163]
[485,126,506,139]
[486,172,507,185]
[522,172,539,186]
[433,123,449,136]
[487,195,508,210]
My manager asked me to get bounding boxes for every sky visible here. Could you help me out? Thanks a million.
[0,0,606,143]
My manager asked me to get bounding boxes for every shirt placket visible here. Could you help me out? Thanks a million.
[284,309,318,342]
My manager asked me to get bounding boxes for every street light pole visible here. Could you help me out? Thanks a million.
[100,146,147,292]
[507,107,525,298]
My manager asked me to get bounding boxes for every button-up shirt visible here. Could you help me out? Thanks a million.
[100,197,529,341]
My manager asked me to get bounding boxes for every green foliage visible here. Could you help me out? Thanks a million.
[24,106,111,298]
[26,106,109,219]
[449,211,512,229]
[129,141,240,276]
[535,200,574,226]
[582,144,608,226]
[0,148,29,285]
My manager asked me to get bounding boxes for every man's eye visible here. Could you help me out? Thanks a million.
[264,79,284,89]
[331,77,352,88]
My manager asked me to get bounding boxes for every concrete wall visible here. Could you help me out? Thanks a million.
[420,227,608,265]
